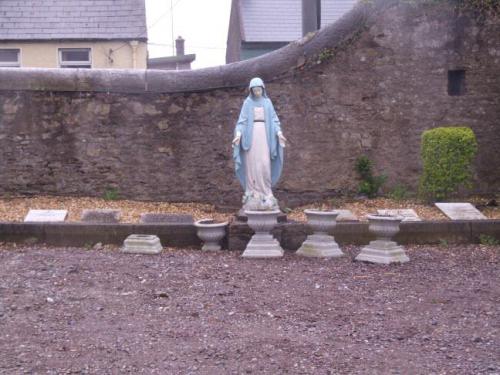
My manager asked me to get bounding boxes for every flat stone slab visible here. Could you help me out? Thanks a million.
[435,203,487,220]
[122,234,162,254]
[24,209,68,222]
[377,209,421,222]
[140,213,194,224]
[336,210,359,222]
[80,209,121,223]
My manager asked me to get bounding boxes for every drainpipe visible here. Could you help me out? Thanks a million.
[129,40,139,69]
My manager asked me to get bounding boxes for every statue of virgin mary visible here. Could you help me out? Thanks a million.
[232,77,286,210]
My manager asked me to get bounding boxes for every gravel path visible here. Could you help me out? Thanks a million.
[1,195,499,223]
[0,244,498,374]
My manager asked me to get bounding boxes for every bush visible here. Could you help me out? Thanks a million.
[388,184,410,201]
[419,127,477,201]
[355,156,386,198]
[103,187,120,201]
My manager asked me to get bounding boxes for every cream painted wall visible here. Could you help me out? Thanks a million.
[0,41,147,69]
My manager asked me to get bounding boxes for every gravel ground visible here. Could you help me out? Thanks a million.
[0,195,499,223]
[0,244,498,374]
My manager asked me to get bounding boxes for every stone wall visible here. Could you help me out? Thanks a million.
[0,0,499,207]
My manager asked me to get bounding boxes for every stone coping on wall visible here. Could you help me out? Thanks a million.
[0,0,382,94]
[0,220,498,249]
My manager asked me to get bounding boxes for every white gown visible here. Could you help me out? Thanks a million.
[242,107,277,210]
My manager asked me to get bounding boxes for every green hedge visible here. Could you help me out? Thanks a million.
[419,127,477,201]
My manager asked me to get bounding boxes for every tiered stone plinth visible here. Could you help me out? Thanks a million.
[121,234,162,254]
[242,210,283,258]
[355,214,409,264]
[355,240,409,264]
[296,234,343,257]
[296,209,344,257]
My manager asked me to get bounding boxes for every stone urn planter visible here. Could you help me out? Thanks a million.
[194,219,228,251]
[242,210,284,258]
[355,214,409,264]
[296,209,344,257]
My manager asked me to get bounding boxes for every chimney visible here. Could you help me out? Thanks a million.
[175,36,185,56]
[302,0,321,36]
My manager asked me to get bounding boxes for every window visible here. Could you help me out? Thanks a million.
[0,49,20,67]
[448,69,466,96]
[59,48,91,68]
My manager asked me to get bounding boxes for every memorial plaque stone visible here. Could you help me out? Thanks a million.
[81,209,121,223]
[435,203,486,220]
[140,213,194,224]
[377,209,421,222]
[24,209,68,222]
[336,210,359,222]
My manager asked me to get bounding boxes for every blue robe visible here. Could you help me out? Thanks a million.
[233,78,284,190]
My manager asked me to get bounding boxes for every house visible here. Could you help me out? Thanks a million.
[0,0,148,69]
[226,0,358,63]
[147,36,196,70]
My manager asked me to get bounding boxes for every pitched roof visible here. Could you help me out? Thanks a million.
[0,0,147,41]
[239,0,357,42]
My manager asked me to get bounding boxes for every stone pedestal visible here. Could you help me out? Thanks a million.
[122,234,162,254]
[242,210,284,258]
[355,215,409,264]
[355,240,409,264]
[296,233,343,257]
[296,209,344,257]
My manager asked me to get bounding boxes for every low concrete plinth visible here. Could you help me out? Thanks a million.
[355,240,409,264]
[296,234,343,257]
[122,234,163,254]
[241,232,284,258]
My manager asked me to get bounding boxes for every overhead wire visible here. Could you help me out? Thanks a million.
[112,0,186,53]
[148,42,226,50]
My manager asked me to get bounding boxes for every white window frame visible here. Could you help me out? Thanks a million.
[58,48,92,68]
[0,48,21,67]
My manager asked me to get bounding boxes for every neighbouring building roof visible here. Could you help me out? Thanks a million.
[239,0,358,42]
[0,0,147,41]
[148,54,196,68]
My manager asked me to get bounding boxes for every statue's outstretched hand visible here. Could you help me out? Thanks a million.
[232,132,241,147]
[277,131,287,148]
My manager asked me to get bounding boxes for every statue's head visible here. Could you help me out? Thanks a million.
[251,86,263,98]
[248,77,267,99]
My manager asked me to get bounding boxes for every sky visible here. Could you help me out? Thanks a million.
[145,0,232,69]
